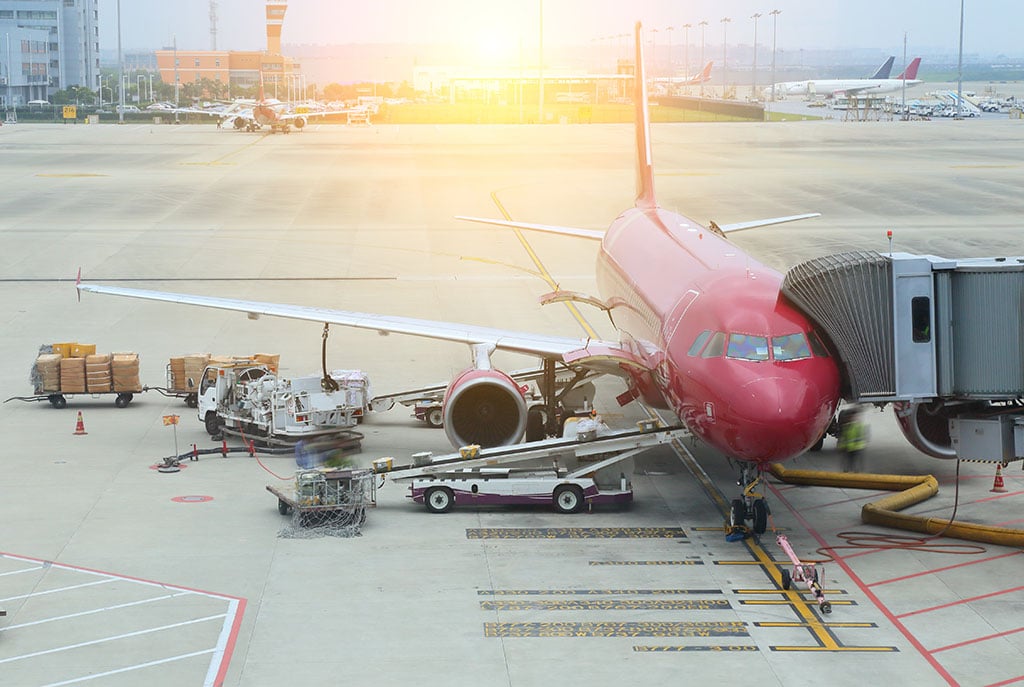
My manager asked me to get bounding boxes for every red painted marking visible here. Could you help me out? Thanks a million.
[767,481,959,685]
[149,463,189,470]
[870,550,1023,587]
[802,490,889,511]
[986,675,1024,687]
[896,585,1024,619]
[931,625,1024,653]
[171,495,213,503]
[974,490,1024,504]
[996,517,1024,527]
[213,596,247,687]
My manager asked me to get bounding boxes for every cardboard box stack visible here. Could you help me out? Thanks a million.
[35,354,62,392]
[182,354,211,390]
[86,354,112,393]
[253,353,280,374]
[59,357,87,393]
[111,353,142,392]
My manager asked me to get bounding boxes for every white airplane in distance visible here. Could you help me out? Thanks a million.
[766,56,922,100]
[656,61,714,86]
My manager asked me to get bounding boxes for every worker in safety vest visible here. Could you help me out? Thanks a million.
[837,405,869,472]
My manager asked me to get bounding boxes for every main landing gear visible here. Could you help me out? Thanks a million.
[728,463,770,539]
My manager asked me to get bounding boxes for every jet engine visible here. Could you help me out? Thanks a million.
[292,116,307,129]
[893,401,956,459]
[443,368,528,448]
[233,117,247,130]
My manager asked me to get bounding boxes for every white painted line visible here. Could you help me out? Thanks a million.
[0,613,226,665]
[0,578,115,603]
[40,648,217,686]
[0,591,190,633]
[0,565,44,577]
[204,597,240,687]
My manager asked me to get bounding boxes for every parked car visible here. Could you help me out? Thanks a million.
[115,105,141,114]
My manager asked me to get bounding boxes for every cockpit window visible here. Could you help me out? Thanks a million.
[772,333,812,361]
[808,330,830,357]
[687,330,712,357]
[701,331,726,358]
[726,334,769,361]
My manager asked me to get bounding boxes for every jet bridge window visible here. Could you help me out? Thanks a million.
[772,333,812,361]
[726,334,770,361]
[911,296,931,343]
[701,331,727,358]
[687,330,712,356]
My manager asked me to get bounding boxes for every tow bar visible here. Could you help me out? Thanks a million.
[776,534,832,614]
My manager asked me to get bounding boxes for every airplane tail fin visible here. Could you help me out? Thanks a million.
[633,22,656,210]
[870,56,896,80]
[257,71,266,103]
[897,57,922,81]
[698,61,713,83]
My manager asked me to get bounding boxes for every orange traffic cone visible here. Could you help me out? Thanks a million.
[991,464,1007,493]
[73,411,88,436]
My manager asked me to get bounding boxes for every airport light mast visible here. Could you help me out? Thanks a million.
[117,0,124,124]
[698,20,708,97]
[682,23,692,82]
[751,13,761,100]
[769,9,780,103]
[720,17,731,98]
[955,0,965,119]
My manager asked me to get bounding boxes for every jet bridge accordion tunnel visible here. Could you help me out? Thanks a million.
[782,250,1024,461]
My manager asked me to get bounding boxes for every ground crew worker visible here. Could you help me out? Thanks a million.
[837,405,869,472]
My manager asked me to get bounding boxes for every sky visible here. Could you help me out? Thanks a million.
[100,0,1023,58]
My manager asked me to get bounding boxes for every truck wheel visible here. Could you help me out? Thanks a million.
[424,487,454,513]
[204,411,222,436]
[185,393,198,409]
[425,407,443,428]
[114,394,131,408]
[553,485,584,514]
[49,394,67,409]
[278,499,292,516]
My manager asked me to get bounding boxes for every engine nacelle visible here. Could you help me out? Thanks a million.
[232,117,247,130]
[893,401,956,459]
[443,368,528,448]
[293,116,307,129]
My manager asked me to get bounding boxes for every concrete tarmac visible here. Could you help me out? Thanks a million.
[0,119,1022,686]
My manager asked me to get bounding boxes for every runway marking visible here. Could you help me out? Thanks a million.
[480,588,720,595]
[0,578,116,603]
[466,527,687,539]
[0,565,44,577]
[481,599,732,611]
[755,621,877,629]
[589,560,705,566]
[771,645,899,652]
[40,648,216,687]
[0,592,190,632]
[896,584,1024,619]
[739,599,857,608]
[949,164,1017,169]
[484,621,749,638]
[634,645,758,652]
[0,614,226,665]
[869,550,1023,587]
[34,173,108,178]
[733,588,847,596]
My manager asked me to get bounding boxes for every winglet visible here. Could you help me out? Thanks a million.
[633,22,656,210]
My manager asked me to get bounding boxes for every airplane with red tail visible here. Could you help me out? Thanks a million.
[77,22,841,533]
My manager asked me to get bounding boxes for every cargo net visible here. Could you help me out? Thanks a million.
[276,470,374,539]
[30,344,55,390]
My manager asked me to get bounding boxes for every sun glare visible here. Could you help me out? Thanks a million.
[474,30,519,65]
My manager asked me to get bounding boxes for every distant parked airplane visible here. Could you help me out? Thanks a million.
[766,56,923,100]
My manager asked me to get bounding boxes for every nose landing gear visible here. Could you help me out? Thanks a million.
[727,464,770,540]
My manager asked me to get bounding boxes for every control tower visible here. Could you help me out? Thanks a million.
[265,1,288,55]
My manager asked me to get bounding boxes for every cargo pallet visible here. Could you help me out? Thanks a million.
[267,467,376,527]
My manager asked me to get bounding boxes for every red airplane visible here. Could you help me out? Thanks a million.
[77,23,840,533]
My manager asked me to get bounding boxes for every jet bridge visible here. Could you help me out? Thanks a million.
[782,250,1024,460]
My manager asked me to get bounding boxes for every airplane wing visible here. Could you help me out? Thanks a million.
[456,216,604,240]
[75,283,641,371]
[710,213,821,234]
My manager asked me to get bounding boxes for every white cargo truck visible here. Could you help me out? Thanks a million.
[197,364,369,444]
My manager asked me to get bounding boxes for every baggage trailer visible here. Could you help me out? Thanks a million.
[374,422,689,513]
[267,467,376,527]
[6,347,142,408]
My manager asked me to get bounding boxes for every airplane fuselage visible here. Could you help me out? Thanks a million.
[769,78,922,99]
[595,206,841,466]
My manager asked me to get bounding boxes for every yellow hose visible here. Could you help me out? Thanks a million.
[768,464,1024,549]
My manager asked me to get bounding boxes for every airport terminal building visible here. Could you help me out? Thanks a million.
[0,0,100,106]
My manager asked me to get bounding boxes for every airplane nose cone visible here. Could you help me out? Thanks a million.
[727,376,827,462]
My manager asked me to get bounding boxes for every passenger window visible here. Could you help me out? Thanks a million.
[726,334,769,361]
[911,296,931,343]
[701,332,726,358]
[772,333,812,361]
[687,330,712,356]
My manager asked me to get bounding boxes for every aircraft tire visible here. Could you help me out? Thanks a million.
[752,499,769,535]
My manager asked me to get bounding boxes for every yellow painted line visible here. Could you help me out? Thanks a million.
[757,622,875,628]
[179,132,267,166]
[657,171,717,177]
[734,589,846,596]
[490,192,599,339]
[740,599,855,607]
[771,645,898,652]
[35,173,108,178]
[713,561,768,566]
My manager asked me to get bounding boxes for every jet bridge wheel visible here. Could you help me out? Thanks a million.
[553,485,585,514]
[424,486,454,514]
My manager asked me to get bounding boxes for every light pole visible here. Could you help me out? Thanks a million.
[682,24,692,80]
[769,9,781,102]
[665,27,674,76]
[116,0,124,123]
[538,0,544,124]
[699,20,708,97]
[751,13,762,100]
[955,0,964,118]
[720,17,731,98]
[651,28,658,77]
